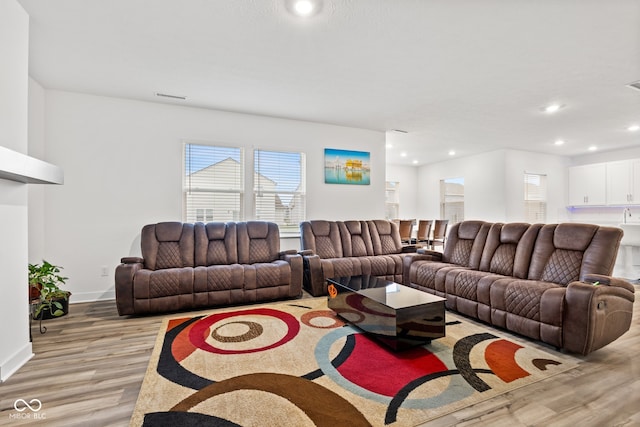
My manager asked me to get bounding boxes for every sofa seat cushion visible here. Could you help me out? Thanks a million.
[443,269,506,318]
[489,278,566,347]
[409,261,470,297]
[247,260,292,289]
[133,268,194,298]
[319,257,363,280]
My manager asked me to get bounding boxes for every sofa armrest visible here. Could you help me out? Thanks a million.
[278,249,298,257]
[115,260,144,315]
[280,252,303,297]
[563,279,635,355]
[298,249,315,256]
[401,245,418,253]
[582,273,636,293]
[402,252,443,285]
[301,253,326,296]
[121,256,144,264]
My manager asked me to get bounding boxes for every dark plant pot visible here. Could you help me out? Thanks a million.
[29,283,42,301]
[33,297,70,320]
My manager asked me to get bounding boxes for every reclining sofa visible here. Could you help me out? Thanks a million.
[404,220,635,355]
[300,219,415,296]
[115,221,302,315]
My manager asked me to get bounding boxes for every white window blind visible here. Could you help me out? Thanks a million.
[254,149,306,234]
[440,177,465,224]
[183,144,244,222]
[524,173,547,223]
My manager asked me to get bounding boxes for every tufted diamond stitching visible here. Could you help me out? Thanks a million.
[415,264,438,287]
[504,282,544,320]
[250,240,271,263]
[490,244,516,276]
[379,235,396,254]
[150,272,180,297]
[256,265,282,287]
[454,273,477,300]
[207,269,233,291]
[369,256,389,275]
[541,249,582,285]
[316,236,337,259]
[207,241,228,265]
[352,236,367,256]
[157,242,181,269]
[451,240,473,266]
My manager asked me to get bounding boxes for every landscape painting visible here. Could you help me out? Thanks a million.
[324,148,371,185]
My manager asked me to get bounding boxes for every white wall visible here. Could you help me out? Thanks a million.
[28,78,47,263]
[41,90,385,302]
[417,149,568,223]
[0,0,33,381]
[386,163,418,220]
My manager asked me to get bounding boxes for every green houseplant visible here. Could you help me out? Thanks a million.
[29,260,71,320]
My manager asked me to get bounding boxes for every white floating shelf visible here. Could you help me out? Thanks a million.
[0,146,63,184]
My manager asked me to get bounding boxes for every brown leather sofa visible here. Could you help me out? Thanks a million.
[115,221,303,315]
[403,220,635,355]
[299,219,416,296]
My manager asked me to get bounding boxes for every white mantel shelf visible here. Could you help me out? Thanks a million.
[0,146,63,185]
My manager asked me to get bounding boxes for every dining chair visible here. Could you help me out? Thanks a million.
[416,220,433,246]
[398,219,415,244]
[429,219,449,250]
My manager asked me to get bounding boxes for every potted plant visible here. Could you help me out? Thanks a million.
[28,260,71,320]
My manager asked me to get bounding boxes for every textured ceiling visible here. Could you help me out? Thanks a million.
[18,0,640,165]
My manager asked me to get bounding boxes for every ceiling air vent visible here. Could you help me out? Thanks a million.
[155,92,187,100]
[627,80,640,92]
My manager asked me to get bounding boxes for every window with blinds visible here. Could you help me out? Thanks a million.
[385,181,400,219]
[524,173,547,223]
[254,149,306,234]
[440,177,464,224]
[183,144,244,222]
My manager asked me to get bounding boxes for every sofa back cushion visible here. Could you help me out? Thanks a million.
[528,223,621,284]
[194,222,238,266]
[368,220,403,255]
[479,222,542,277]
[339,220,374,257]
[141,222,195,270]
[443,220,490,268]
[237,221,280,264]
[300,220,343,259]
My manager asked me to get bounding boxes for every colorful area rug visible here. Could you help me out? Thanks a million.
[131,298,579,427]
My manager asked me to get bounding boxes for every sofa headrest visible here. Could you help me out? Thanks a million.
[309,220,332,236]
[553,223,598,251]
[204,222,227,240]
[457,220,486,240]
[501,222,530,244]
[155,222,185,241]
[344,220,362,234]
[371,219,392,234]
[245,221,270,239]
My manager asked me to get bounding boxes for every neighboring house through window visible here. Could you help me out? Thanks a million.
[440,177,464,224]
[524,173,547,223]
[184,143,305,233]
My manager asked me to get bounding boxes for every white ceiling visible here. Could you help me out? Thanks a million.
[18,0,640,165]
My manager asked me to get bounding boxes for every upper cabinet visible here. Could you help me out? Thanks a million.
[569,159,640,207]
[568,163,606,206]
[606,159,640,205]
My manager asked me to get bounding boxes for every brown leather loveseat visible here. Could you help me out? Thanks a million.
[404,220,635,355]
[299,219,415,296]
[115,221,302,315]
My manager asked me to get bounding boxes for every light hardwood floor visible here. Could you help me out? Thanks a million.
[1,286,638,427]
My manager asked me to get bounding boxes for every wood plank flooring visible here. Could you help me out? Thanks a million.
[0,286,638,427]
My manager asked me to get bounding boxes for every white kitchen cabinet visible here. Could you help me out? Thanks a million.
[606,159,640,205]
[568,163,606,206]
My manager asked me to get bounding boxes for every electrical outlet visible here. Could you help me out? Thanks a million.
[101,266,108,277]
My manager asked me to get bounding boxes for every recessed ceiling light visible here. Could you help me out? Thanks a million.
[293,0,315,16]
[628,124,640,132]
[544,103,562,114]
[554,139,565,146]
[400,152,407,157]
[412,160,419,165]
[588,146,597,151]
[386,143,393,148]
[448,150,456,156]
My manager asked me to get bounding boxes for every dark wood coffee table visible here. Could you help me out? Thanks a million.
[326,275,446,351]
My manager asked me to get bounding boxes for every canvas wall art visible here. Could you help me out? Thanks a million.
[324,148,371,185]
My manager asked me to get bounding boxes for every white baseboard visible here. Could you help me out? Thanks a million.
[69,290,115,304]
[0,343,33,382]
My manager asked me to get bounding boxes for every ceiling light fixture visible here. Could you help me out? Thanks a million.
[400,152,407,157]
[386,143,393,148]
[588,146,597,151]
[448,150,456,156]
[543,103,562,114]
[292,0,317,16]
[554,139,565,146]
[412,160,419,165]
[628,124,640,132]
